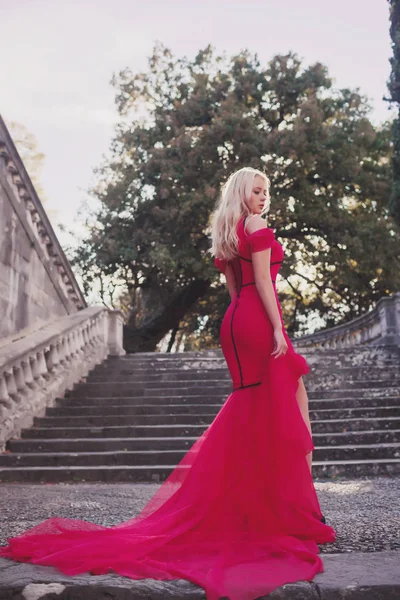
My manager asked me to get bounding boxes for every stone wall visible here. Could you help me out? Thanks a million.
[0,116,85,339]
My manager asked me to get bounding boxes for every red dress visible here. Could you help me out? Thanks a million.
[0,215,336,600]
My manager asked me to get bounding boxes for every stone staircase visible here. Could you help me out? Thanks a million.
[0,346,399,482]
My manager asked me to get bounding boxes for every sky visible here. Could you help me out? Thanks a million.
[0,0,395,249]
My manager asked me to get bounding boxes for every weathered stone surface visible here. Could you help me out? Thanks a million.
[0,552,399,599]
[0,117,85,340]
[315,552,400,599]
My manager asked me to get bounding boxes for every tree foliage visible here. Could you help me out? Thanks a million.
[73,42,400,352]
[388,0,400,225]
[7,120,48,203]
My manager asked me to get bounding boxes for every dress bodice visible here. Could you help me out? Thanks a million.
[214,215,284,294]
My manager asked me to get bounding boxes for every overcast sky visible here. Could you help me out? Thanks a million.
[0,0,394,246]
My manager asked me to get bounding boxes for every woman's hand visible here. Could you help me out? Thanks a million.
[271,326,288,358]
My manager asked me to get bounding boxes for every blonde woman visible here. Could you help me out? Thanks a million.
[212,166,315,470]
[0,167,336,600]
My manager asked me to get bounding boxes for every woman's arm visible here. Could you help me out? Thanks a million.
[247,216,288,358]
[252,248,282,330]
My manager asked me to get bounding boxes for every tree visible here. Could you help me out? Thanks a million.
[6,120,48,204]
[388,0,400,225]
[74,42,400,352]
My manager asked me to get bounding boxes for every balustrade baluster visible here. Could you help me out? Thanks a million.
[77,329,85,357]
[14,365,26,393]
[30,353,42,384]
[37,350,49,380]
[64,336,72,362]
[46,345,60,372]
[0,375,12,409]
[5,370,18,402]
[22,359,34,386]
[58,338,67,365]
[88,322,96,347]
[82,327,89,349]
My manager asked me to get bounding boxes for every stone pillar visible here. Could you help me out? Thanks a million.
[107,310,126,356]
[377,293,400,346]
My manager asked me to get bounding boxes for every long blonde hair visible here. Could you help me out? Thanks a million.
[209,167,271,261]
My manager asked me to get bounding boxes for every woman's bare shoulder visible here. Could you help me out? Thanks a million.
[245,214,269,235]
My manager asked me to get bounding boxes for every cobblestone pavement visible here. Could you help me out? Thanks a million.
[0,476,399,554]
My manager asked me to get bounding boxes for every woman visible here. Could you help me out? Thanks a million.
[211,167,316,473]
[0,167,336,600]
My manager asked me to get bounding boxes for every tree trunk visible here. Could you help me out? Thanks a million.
[123,279,211,353]
[167,323,180,353]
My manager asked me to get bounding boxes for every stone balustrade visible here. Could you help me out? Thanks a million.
[0,306,125,450]
[295,292,400,350]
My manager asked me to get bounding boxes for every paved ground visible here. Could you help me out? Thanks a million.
[0,476,399,553]
[0,477,399,599]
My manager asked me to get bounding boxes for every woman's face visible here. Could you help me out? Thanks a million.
[246,175,269,215]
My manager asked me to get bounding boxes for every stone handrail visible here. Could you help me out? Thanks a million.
[295,292,400,350]
[0,306,125,449]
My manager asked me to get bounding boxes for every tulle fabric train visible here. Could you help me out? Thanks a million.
[0,365,335,600]
[0,217,336,600]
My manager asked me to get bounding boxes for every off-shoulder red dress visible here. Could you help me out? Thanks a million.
[0,214,336,600]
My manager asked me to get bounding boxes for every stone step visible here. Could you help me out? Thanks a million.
[1,550,399,599]
[0,458,399,483]
[64,389,400,404]
[307,387,400,399]
[7,429,400,453]
[19,417,400,439]
[105,356,400,367]
[312,365,400,377]
[34,406,400,428]
[97,346,400,363]
[34,414,217,427]
[86,364,400,383]
[49,403,226,415]
[89,368,400,387]
[7,436,201,453]
[89,361,224,372]
[55,395,400,410]
[70,381,234,395]
[94,353,400,364]
[62,394,226,405]
[95,357,400,370]
[87,370,232,382]
[48,396,400,416]
[311,458,400,478]
[67,386,234,399]
[3,346,400,484]
[68,379,400,397]
[1,443,399,468]
[312,380,400,390]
